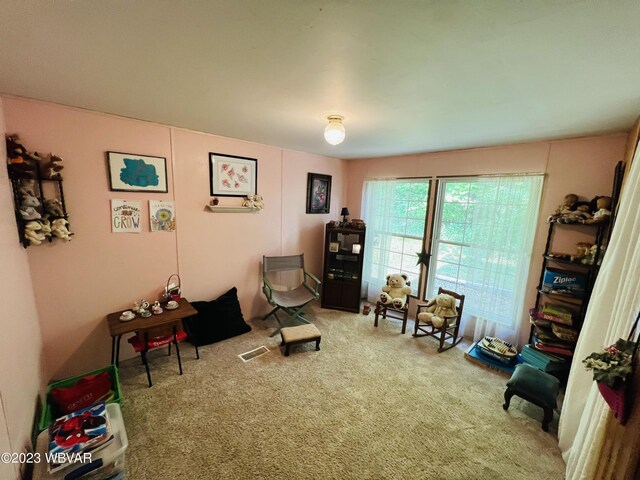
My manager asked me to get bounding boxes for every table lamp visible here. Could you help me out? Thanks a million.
[341,207,350,224]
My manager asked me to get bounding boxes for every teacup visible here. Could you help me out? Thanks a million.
[122,310,134,318]
[167,300,178,308]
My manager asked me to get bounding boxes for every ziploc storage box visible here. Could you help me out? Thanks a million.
[542,267,587,294]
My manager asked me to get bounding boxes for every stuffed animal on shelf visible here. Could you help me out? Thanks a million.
[417,293,458,328]
[6,135,40,178]
[20,193,40,209]
[19,206,41,221]
[547,193,578,223]
[18,179,37,198]
[380,273,412,309]
[570,242,593,263]
[38,218,52,239]
[44,198,65,218]
[51,218,72,241]
[24,221,47,245]
[253,194,265,210]
[242,194,255,208]
[557,201,592,224]
[42,154,64,180]
[584,196,612,224]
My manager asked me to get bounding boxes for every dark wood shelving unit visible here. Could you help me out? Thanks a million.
[321,224,366,313]
[528,161,625,364]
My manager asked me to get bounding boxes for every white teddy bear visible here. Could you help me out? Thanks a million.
[379,273,412,309]
[253,194,265,210]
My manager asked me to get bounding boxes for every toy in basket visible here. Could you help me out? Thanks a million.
[161,273,181,304]
[477,336,518,365]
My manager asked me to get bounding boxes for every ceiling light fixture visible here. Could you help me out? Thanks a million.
[324,115,345,145]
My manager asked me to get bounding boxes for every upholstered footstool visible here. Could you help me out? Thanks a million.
[280,324,321,357]
[503,363,560,431]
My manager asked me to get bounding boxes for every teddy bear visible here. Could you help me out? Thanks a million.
[547,193,578,223]
[51,218,72,241]
[23,221,47,245]
[42,154,64,180]
[584,196,612,224]
[380,273,412,309]
[417,293,458,328]
[44,198,65,218]
[253,194,265,210]
[242,194,255,208]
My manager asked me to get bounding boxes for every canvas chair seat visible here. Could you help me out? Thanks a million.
[262,254,321,337]
[271,285,317,308]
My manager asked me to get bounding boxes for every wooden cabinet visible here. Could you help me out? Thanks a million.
[321,224,366,313]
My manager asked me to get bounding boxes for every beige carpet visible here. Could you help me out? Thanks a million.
[118,307,566,479]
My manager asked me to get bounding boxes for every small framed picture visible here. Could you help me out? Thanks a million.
[107,152,168,193]
[210,152,257,197]
[329,242,340,253]
[306,173,332,214]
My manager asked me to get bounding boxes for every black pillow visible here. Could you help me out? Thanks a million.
[183,287,251,346]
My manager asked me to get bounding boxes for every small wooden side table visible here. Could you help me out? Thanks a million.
[106,298,197,365]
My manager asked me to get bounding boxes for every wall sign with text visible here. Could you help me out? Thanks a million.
[111,199,142,233]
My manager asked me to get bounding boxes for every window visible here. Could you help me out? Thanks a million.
[362,179,430,297]
[427,175,543,328]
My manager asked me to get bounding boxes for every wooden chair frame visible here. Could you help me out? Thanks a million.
[413,287,465,352]
[374,301,409,334]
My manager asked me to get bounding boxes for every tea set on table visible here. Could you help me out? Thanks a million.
[118,274,181,322]
[119,299,180,321]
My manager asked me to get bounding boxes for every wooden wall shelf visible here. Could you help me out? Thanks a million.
[206,205,261,213]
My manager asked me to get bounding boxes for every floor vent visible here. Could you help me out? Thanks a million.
[239,346,270,362]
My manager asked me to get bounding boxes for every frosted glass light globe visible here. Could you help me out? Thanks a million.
[324,115,345,145]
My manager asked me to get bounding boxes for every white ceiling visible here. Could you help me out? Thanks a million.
[1,1,639,159]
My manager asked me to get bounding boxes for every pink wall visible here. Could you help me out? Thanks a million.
[0,98,42,478]
[347,134,627,345]
[1,96,345,380]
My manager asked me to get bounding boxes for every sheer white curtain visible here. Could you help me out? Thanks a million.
[559,152,640,479]
[361,179,429,300]
[431,175,543,345]
[362,180,399,300]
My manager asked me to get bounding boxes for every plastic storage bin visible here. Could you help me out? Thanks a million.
[33,403,128,479]
[39,365,122,431]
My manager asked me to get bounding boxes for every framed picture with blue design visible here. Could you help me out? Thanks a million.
[107,152,168,193]
[306,173,332,214]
